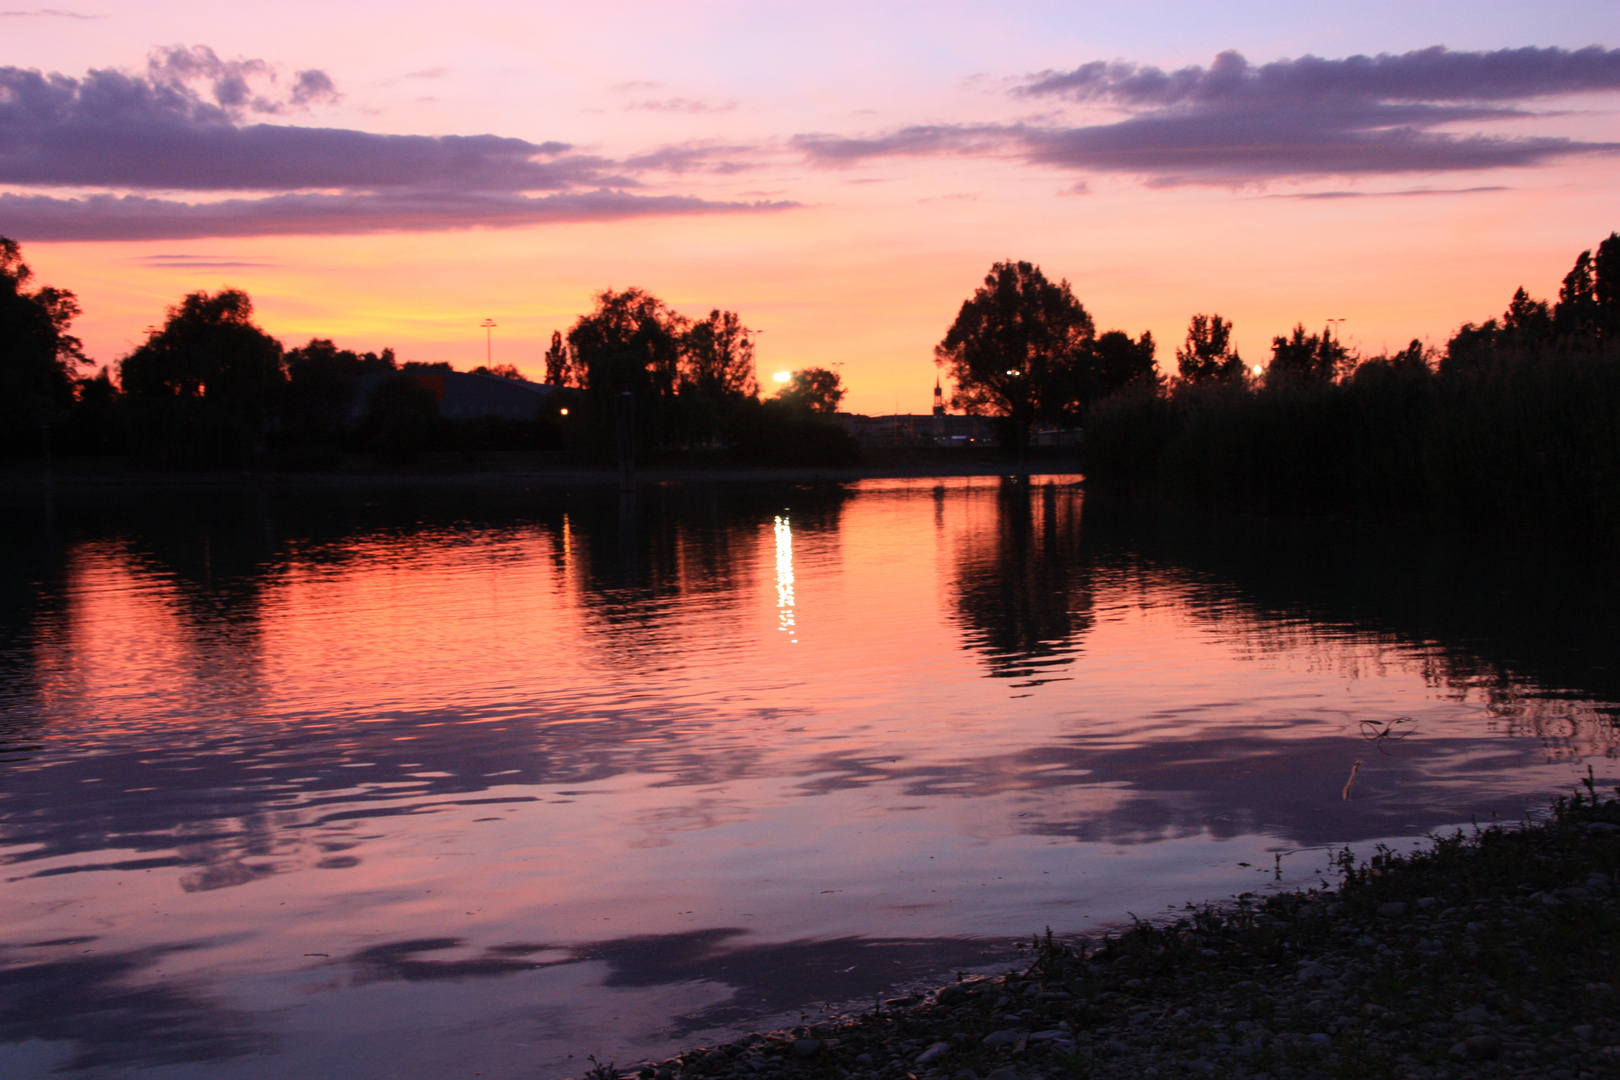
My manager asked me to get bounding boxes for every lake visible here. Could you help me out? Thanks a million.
[1,476,1614,1079]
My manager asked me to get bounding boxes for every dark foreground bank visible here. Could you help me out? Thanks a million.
[577,785,1620,1080]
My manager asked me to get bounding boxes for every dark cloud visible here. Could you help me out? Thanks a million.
[0,62,613,191]
[796,46,1620,184]
[0,189,798,242]
[1019,45,1620,105]
[0,51,796,239]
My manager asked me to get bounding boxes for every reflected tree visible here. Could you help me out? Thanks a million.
[951,479,1093,684]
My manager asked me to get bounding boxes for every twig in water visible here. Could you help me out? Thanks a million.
[1360,716,1416,755]
[1342,759,1363,800]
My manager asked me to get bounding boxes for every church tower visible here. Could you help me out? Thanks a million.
[931,376,945,439]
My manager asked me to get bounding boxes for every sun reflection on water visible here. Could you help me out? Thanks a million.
[773,514,796,643]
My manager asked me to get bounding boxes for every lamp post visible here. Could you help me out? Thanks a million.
[480,318,497,367]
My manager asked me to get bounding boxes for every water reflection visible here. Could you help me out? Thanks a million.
[773,515,796,643]
[950,478,1092,687]
[0,479,1614,1079]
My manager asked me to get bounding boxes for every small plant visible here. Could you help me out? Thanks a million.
[583,1055,618,1080]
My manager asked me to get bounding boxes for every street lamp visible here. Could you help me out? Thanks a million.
[1325,318,1346,340]
[480,318,497,367]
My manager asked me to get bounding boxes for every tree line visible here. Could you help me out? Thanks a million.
[1078,233,1620,542]
[0,239,854,470]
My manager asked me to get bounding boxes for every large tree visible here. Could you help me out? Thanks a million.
[0,236,85,450]
[119,289,284,465]
[566,287,686,397]
[935,261,1098,429]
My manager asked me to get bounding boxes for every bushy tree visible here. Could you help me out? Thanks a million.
[1091,330,1158,400]
[772,367,844,413]
[1265,324,1351,387]
[0,236,85,451]
[683,309,758,399]
[567,287,685,397]
[1176,314,1243,383]
[119,289,284,466]
[935,261,1098,428]
[279,338,396,463]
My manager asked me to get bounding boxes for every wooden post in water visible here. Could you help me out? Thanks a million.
[614,392,635,491]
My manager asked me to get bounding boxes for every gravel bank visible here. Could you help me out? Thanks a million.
[580,784,1620,1080]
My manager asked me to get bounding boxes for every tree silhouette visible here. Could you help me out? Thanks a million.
[1555,249,1598,336]
[682,309,758,400]
[1594,231,1620,335]
[543,330,576,386]
[1265,324,1351,387]
[0,236,85,451]
[1091,330,1158,400]
[280,338,396,461]
[935,261,1096,431]
[567,287,685,398]
[772,367,844,413]
[119,289,284,466]
[1176,314,1243,383]
[1502,287,1553,344]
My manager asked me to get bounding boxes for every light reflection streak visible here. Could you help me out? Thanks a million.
[773,515,796,643]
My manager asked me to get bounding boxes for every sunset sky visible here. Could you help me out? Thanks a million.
[3,1,1617,413]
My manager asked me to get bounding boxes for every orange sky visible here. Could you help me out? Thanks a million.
[4,4,1618,413]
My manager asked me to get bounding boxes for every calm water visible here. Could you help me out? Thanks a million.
[1,477,1615,1079]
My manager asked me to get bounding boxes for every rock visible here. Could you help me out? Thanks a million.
[983,1069,1019,1080]
[854,1054,873,1067]
[953,1071,978,1080]
[936,984,968,1005]
[916,1042,951,1065]
[1376,901,1408,918]
[1415,896,1440,910]
[981,1030,1020,1049]
[791,1039,822,1058]
[1582,821,1620,834]
[1462,1034,1503,1060]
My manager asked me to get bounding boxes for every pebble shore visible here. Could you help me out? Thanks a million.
[578,785,1620,1080]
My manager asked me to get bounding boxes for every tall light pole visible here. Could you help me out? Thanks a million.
[480,318,497,368]
[1325,318,1346,340]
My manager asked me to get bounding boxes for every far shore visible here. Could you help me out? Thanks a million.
[0,451,1086,492]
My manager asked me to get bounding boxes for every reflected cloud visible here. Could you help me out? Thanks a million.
[0,941,270,1069]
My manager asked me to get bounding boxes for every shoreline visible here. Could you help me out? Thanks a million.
[0,457,1085,493]
[580,789,1620,1080]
